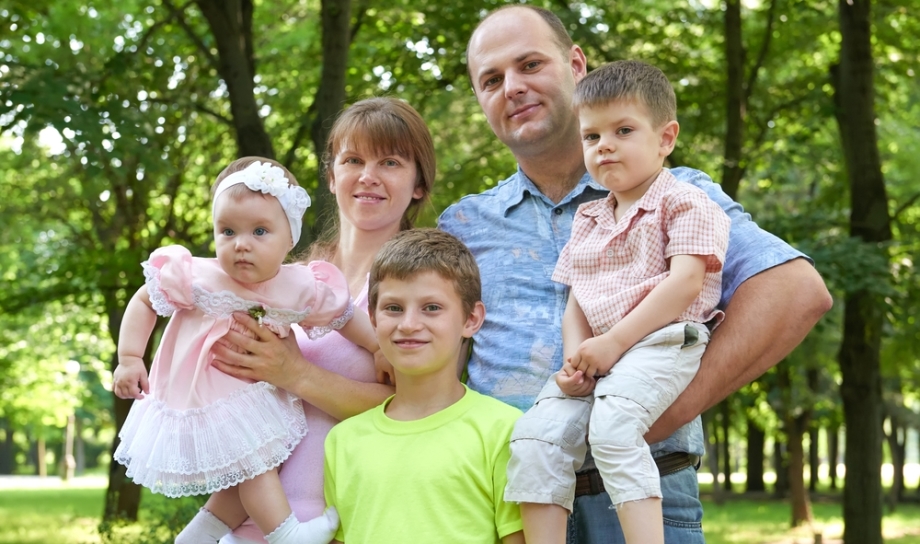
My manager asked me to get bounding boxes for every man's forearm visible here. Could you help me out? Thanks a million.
[646,258,832,442]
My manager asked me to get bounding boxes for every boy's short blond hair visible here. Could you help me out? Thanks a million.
[573,60,677,128]
[368,229,481,317]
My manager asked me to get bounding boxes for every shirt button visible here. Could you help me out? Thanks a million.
[606,249,614,257]
[554,208,563,215]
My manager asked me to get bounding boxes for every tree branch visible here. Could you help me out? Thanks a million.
[161,0,221,73]
[744,0,777,103]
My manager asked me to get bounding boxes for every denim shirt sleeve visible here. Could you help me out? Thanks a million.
[670,167,811,308]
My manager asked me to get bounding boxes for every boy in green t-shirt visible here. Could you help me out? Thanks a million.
[323,228,524,544]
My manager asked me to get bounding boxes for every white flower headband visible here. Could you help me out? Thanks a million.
[212,161,311,246]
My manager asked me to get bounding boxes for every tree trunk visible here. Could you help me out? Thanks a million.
[703,409,725,505]
[884,415,906,510]
[721,0,744,200]
[828,425,840,490]
[36,435,46,477]
[103,302,142,521]
[720,400,733,492]
[809,427,820,492]
[75,418,85,476]
[62,413,76,481]
[746,417,766,492]
[0,417,12,475]
[788,412,814,527]
[307,0,353,244]
[773,433,789,499]
[831,0,891,542]
[196,0,275,158]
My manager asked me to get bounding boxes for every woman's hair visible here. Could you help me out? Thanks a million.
[211,156,300,201]
[309,97,435,260]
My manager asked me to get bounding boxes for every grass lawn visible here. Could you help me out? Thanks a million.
[702,497,920,544]
[0,481,104,544]
[2,477,919,543]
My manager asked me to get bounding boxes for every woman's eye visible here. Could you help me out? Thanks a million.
[345,157,361,164]
[384,159,399,167]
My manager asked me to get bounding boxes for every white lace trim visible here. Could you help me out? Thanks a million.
[143,261,177,317]
[113,381,307,498]
[143,261,354,338]
[305,300,354,340]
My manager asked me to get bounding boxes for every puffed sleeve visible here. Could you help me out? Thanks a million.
[298,260,354,340]
[142,245,196,316]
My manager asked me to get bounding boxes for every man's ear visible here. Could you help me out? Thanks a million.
[570,45,588,83]
[462,301,486,338]
[659,120,680,156]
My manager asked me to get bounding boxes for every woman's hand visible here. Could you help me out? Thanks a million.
[211,312,307,392]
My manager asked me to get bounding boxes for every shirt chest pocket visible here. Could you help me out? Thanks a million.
[623,222,668,278]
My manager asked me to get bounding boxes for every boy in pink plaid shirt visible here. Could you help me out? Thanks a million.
[504,60,731,544]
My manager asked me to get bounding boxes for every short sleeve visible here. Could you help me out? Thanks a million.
[298,260,354,339]
[671,167,810,307]
[142,245,196,316]
[662,188,731,273]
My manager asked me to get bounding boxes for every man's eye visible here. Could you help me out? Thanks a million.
[524,61,540,70]
[483,76,501,89]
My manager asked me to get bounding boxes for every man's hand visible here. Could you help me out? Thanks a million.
[556,361,596,397]
[113,356,149,400]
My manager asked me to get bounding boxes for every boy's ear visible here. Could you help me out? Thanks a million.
[462,301,486,338]
[659,120,679,157]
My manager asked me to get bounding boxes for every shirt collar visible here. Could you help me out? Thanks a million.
[499,166,607,215]
[580,168,676,220]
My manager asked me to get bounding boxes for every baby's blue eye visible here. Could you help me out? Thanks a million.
[222,228,234,236]
[254,227,267,236]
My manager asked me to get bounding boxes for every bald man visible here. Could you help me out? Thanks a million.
[439,5,831,543]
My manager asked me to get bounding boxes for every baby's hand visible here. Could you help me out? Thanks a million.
[556,361,595,397]
[374,350,395,386]
[113,356,150,400]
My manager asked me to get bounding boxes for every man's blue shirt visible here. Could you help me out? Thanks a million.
[439,166,807,456]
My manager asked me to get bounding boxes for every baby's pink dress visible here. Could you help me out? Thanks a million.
[113,245,353,498]
[224,279,377,544]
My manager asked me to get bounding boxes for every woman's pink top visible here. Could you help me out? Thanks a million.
[225,280,377,543]
[113,245,354,498]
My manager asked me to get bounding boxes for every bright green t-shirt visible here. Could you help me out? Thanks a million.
[323,385,523,543]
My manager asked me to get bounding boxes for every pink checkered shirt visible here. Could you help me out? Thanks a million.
[552,169,730,336]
